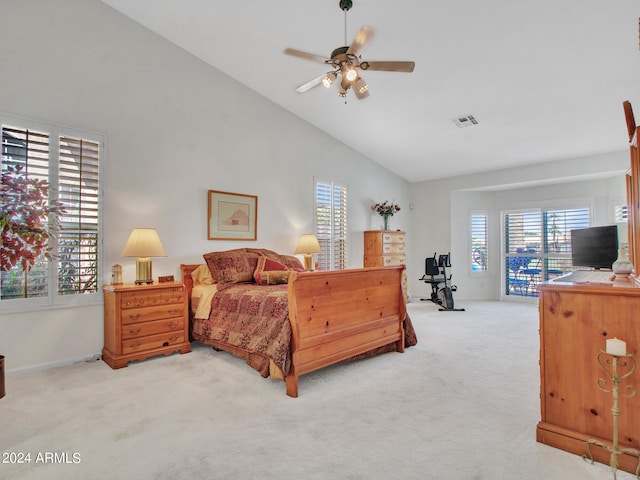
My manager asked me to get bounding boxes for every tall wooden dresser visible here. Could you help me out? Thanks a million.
[537,276,640,475]
[364,230,408,302]
[102,282,191,369]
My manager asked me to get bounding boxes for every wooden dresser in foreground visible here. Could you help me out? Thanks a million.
[102,282,191,369]
[537,275,640,475]
[364,230,408,302]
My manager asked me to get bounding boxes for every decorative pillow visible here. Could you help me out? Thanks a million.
[277,254,306,272]
[259,270,291,285]
[203,249,260,285]
[246,248,280,258]
[246,248,306,272]
[191,264,214,286]
[254,255,290,285]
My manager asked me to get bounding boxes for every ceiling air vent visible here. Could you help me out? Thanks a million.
[452,114,479,128]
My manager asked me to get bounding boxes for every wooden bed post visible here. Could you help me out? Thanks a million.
[285,370,299,398]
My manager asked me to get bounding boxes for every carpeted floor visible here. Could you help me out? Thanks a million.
[0,301,633,480]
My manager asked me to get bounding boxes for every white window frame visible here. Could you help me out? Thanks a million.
[1,113,105,313]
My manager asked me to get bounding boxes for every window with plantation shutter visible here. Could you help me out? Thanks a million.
[615,204,628,223]
[470,213,488,273]
[1,127,51,301]
[1,114,103,310]
[503,207,589,298]
[57,135,100,295]
[315,181,347,270]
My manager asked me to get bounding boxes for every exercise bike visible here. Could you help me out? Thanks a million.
[419,252,465,311]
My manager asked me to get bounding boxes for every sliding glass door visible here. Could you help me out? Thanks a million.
[503,208,589,297]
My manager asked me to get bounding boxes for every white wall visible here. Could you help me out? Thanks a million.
[0,0,410,372]
[408,151,629,301]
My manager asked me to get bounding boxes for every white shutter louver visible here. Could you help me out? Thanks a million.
[1,126,51,299]
[57,135,100,295]
[470,214,488,272]
[315,181,348,270]
[504,208,589,297]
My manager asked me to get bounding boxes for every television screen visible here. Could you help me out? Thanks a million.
[570,225,618,270]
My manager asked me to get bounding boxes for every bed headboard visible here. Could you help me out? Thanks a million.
[180,263,202,305]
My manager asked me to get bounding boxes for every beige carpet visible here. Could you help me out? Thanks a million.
[0,301,633,480]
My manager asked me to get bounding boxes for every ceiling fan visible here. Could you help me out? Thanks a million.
[283,0,415,100]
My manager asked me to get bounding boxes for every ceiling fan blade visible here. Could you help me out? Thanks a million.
[294,73,327,93]
[360,61,415,73]
[347,26,375,57]
[284,48,328,65]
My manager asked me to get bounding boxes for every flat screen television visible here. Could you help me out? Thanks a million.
[570,225,618,270]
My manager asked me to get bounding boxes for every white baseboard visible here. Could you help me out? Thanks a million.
[6,353,102,376]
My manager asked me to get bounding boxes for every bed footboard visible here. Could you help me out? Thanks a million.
[286,266,406,397]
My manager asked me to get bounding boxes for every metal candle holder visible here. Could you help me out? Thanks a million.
[583,350,640,479]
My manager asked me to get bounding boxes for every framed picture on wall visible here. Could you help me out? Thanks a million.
[208,190,258,240]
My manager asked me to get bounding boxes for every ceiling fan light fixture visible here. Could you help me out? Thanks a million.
[344,67,358,82]
[354,78,369,99]
[283,1,415,100]
[322,72,337,88]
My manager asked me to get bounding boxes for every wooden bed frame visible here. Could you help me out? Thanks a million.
[181,264,407,397]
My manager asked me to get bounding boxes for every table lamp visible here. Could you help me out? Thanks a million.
[295,234,322,271]
[121,228,167,284]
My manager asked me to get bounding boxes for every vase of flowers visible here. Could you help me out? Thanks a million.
[372,201,401,231]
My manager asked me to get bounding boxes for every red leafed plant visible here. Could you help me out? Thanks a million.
[1,165,65,272]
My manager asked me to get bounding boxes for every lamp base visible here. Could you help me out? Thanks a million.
[303,254,314,271]
[135,257,154,284]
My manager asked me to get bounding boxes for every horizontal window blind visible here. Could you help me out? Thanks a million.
[503,208,589,297]
[543,208,589,280]
[57,135,100,295]
[315,181,347,270]
[1,126,51,299]
[470,214,488,272]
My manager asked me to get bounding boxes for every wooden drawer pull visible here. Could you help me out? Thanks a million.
[168,321,177,328]
[128,313,141,320]
[129,328,142,335]
[129,341,142,350]
[168,309,180,315]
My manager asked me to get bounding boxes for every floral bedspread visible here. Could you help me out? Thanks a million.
[192,282,418,380]
[192,283,292,376]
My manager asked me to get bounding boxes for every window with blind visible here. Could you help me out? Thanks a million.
[615,204,628,223]
[470,213,488,272]
[503,208,589,298]
[315,181,347,271]
[1,115,103,309]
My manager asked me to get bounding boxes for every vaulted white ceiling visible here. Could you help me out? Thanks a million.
[101,0,640,183]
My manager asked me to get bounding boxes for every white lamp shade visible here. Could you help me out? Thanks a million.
[294,234,322,255]
[121,228,167,258]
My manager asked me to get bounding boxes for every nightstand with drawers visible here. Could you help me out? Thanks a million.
[102,282,191,369]
[364,230,408,302]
